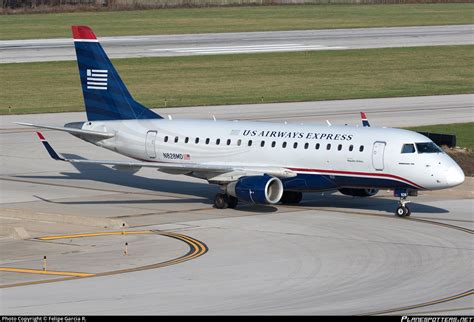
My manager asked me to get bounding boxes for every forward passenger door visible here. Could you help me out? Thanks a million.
[146,130,157,159]
[372,141,386,171]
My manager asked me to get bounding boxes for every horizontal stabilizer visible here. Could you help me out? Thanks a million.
[15,122,114,139]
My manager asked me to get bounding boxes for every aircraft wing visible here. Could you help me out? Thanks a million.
[36,132,296,181]
[16,122,114,139]
[360,112,371,127]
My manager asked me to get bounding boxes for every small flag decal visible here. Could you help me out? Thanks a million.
[86,69,108,90]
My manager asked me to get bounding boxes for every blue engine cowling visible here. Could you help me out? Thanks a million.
[227,175,284,204]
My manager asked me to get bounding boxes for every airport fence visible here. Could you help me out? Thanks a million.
[417,132,457,148]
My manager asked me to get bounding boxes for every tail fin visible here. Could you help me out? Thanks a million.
[72,26,162,121]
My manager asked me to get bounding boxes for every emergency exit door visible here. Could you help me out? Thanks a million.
[372,141,386,171]
[146,131,157,159]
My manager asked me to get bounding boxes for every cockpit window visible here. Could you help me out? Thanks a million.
[416,142,443,154]
[401,144,416,153]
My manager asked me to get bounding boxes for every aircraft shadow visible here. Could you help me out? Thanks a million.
[17,153,216,199]
[17,154,448,214]
[32,195,212,206]
[300,192,448,214]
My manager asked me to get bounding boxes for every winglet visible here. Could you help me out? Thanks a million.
[36,132,46,140]
[360,112,370,127]
[37,132,64,161]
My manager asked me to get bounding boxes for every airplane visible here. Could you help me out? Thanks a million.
[18,25,465,217]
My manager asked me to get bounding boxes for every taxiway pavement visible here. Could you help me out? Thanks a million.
[0,95,473,315]
[1,25,473,63]
[1,94,473,132]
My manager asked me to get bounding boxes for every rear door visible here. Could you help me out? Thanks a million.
[372,141,386,171]
[145,130,157,159]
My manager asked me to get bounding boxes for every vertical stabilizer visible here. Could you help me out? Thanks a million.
[72,26,162,121]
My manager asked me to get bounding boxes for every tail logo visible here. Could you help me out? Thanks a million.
[86,69,108,90]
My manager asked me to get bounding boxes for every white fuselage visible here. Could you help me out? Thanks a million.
[80,118,464,191]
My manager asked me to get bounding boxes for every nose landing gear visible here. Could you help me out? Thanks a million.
[395,194,412,217]
[396,203,411,217]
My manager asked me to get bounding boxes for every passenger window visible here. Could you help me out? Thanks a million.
[185,137,189,144]
[401,144,416,153]
[359,145,364,152]
[326,144,331,150]
[237,139,242,146]
[271,141,276,148]
[216,138,220,145]
[195,137,199,144]
[349,145,353,151]
[227,139,231,146]
[248,140,253,147]
[260,141,265,147]
[304,143,309,149]
[315,143,320,150]
[205,138,210,145]
[164,136,168,142]
[338,144,342,151]
[174,136,179,143]
[282,142,287,148]
[293,142,298,149]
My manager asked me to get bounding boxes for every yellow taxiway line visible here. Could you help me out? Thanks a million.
[38,230,154,240]
[0,267,95,277]
[0,229,208,288]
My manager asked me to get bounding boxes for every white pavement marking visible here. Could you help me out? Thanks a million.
[1,25,472,63]
[150,43,347,55]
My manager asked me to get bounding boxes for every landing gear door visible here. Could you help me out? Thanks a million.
[372,141,386,171]
[146,130,157,159]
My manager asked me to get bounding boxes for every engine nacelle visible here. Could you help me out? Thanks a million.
[338,188,379,197]
[227,175,284,204]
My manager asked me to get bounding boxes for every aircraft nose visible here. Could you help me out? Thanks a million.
[446,164,465,187]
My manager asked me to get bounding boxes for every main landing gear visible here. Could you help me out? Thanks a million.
[279,191,303,205]
[395,195,411,217]
[214,193,238,209]
[213,191,303,209]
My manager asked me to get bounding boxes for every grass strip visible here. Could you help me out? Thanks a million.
[406,123,474,151]
[1,4,473,40]
[1,45,473,115]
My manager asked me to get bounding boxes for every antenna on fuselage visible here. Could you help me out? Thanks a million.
[326,120,332,126]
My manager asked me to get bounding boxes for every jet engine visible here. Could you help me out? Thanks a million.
[338,188,379,197]
[227,175,284,204]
